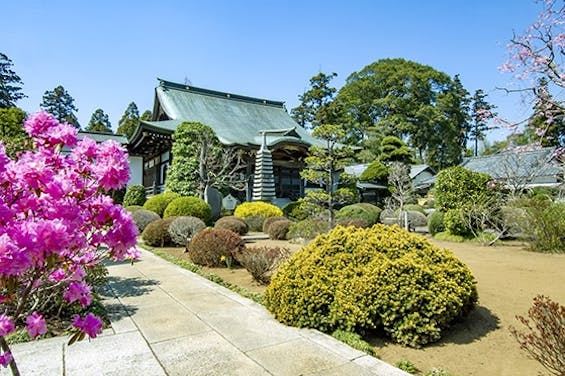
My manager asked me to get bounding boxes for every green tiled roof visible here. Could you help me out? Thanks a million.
[149,79,322,148]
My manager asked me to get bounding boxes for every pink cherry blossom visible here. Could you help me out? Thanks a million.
[26,312,47,339]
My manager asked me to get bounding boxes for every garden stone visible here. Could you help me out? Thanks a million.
[205,187,223,221]
[222,194,239,211]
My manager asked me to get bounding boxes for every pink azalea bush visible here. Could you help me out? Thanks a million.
[0,111,139,374]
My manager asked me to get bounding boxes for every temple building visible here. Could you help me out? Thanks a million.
[128,79,322,201]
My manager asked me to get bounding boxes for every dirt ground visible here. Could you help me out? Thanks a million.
[157,237,565,376]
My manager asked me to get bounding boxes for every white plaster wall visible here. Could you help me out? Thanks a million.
[128,156,143,186]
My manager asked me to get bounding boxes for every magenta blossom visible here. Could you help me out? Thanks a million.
[63,281,92,307]
[26,312,47,339]
[0,315,14,337]
[0,352,13,368]
[72,313,103,338]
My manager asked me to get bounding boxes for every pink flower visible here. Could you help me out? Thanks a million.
[72,313,103,338]
[0,352,13,368]
[0,315,15,337]
[48,268,67,283]
[63,281,92,307]
[26,312,47,339]
[0,233,31,276]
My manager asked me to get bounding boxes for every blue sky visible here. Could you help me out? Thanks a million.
[3,0,541,141]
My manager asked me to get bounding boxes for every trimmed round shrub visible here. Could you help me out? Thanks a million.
[336,218,370,228]
[444,209,471,236]
[267,219,292,240]
[188,228,246,267]
[434,166,494,211]
[282,201,308,221]
[234,201,283,219]
[214,216,248,235]
[125,205,144,212]
[403,204,425,214]
[263,216,288,233]
[428,210,446,235]
[336,204,380,226]
[287,218,331,241]
[143,192,180,217]
[359,160,388,182]
[163,196,212,223]
[235,246,292,284]
[123,184,147,207]
[131,209,161,233]
[242,215,265,232]
[168,216,207,246]
[354,203,382,219]
[141,217,177,247]
[264,225,478,348]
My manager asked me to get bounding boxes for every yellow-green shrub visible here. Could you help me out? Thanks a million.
[143,192,180,217]
[234,201,283,219]
[264,225,478,348]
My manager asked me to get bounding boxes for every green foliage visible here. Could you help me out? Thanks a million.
[290,72,338,129]
[141,217,177,247]
[331,330,377,356]
[163,196,212,224]
[359,160,389,182]
[234,246,291,284]
[214,216,248,235]
[434,166,494,211]
[264,225,478,347]
[428,211,446,235]
[336,204,381,226]
[116,101,139,139]
[509,295,565,375]
[444,209,472,237]
[125,205,143,212]
[131,209,160,233]
[282,201,308,221]
[266,219,292,240]
[379,136,414,164]
[423,368,454,376]
[168,216,207,246]
[123,184,147,207]
[242,215,265,232]
[234,201,283,219]
[336,218,370,228]
[0,52,26,108]
[140,110,152,121]
[85,108,112,133]
[403,204,425,214]
[188,228,246,267]
[40,85,80,128]
[433,231,466,243]
[143,192,180,217]
[395,359,419,374]
[287,218,332,241]
[0,107,30,157]
[262,216,289,233]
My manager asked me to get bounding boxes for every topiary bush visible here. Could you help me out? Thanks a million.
[264,225,478,348]
[266,219,292,240]
[287,218,332,241]
[214,216,249,235]
[359,160,388,182]
[336,218,370,228]
[282,201,309,221]
[434,166,494,211]
[242,215,265,232]
[123,184,147,207]
[444,209,472,237]
[188,228,246,267]
[141,217,177,247]
[262,216,288,233]
[143,192,180,217]
[125,205,144,212]
[168,216,207,246]
[163,196,212,224]
[428,210,446,235]
[336,204,381,226]
[234,201,283,219]
[235,246,292,284]
[131,209,161,233]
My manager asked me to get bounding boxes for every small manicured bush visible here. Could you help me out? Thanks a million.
[282,201,309,221]
[359,160,388,182]
[214,216,248,235]
[336,204,380,226]
[235,246,292,284]
[125,205,144,212]
[123,184,147,207]
[163,196,212,224]
[265,225,478,347]
[337,218,370,228]
[428,210,446,235]
[131,209,161,233]
[444,209,471,237]
[234,201,283,219]
[168,216,207,246]
[262,216,288,233]
[242,215,265,232]
[143,192,180,217]
[141,217,177,247]
[434,166,494,211]
[188,228,246,267]
[287,218,331,241]
[266,219,292,240]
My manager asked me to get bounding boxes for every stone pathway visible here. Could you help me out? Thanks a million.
[11,248,408,376]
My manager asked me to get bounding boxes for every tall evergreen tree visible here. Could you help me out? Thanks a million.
[0,107,29,157]
[140,110,152,121]
[378,135,414,164]
[0,52,26,108]
[470,89,497,156]
[291,72,338,130]
[40,85,80,128]
[86,108,113,133]
[117,102,140,139]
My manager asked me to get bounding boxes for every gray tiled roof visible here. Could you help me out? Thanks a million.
[77,131,128,145]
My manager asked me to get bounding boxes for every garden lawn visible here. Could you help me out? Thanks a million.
[154,237,565,376]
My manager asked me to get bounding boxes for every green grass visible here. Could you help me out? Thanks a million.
[139,244,263,304]
[331,329,377,357]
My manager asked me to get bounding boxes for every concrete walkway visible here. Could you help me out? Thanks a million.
[11,248,408,376]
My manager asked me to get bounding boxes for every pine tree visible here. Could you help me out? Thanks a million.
[140,110,152,121]
[0,52,26,108]
[86,108,113,133]
[291,72,338,130]
[470,89,497,156]
[117,102,139,139]
[40,85,80,128]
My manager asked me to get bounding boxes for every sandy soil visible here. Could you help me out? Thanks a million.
[157,237,565,376]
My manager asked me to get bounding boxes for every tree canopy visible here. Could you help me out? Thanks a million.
[40,85,80,128]
[117,102,139,139]
[291,72,338,130]
[86,108,113,133]
[470,89,497,156]
[0,107,29,157]
[0,52,26,108]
